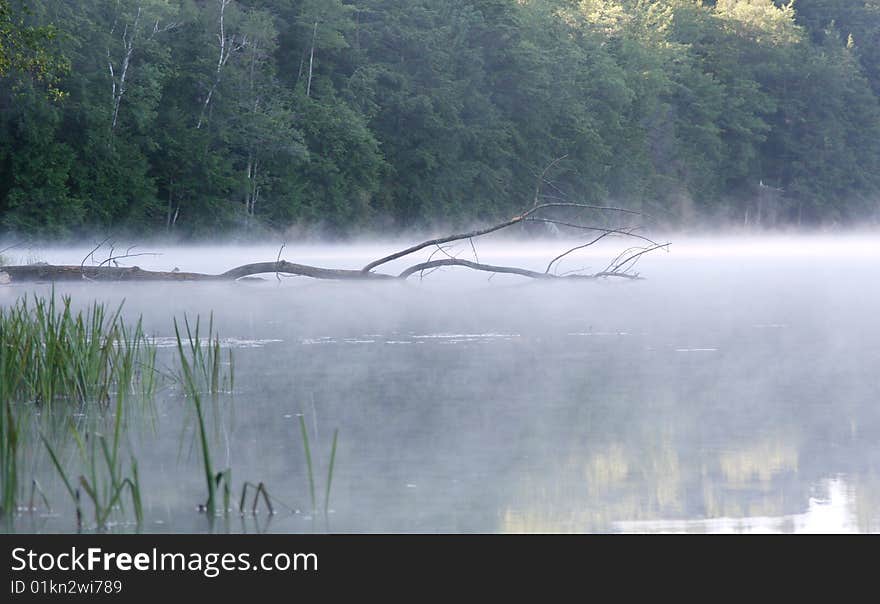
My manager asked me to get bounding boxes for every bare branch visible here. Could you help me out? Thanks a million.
[545,231,614,274]
[275,243,286,282]
[468,237,479,264]
[522,217,659,246]
[533,155,568,208]
[603,243,670,275]
[0,242,22,256]
[81,238,111,269]
[97,252,162,268]
[361,202,646,274]
[361,217,525,273]
[399,259,549,280]
[397,259,640,281]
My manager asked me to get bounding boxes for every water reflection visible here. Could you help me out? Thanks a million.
[615,478,859,533]
[499,430,878,533]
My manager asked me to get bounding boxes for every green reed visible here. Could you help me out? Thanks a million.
[174,317,219,517]
[0,396,22,516]
[0,291,157,409]
[1,291,156,519]
[173,314,231,399]
[41,434,143,530]
[2,292,258,529]
[40,391,144,530]
[239,481,274,515]
[298,415,339,515]
[298,415,316,511]
[173,316,246,519]
[324,429,338,516]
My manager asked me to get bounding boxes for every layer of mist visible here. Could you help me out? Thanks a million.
[2,235,879,533]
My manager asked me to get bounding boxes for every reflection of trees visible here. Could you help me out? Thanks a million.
[501,408,880,532]
[501,430,810,533]
[502,434,682,533]
[497,329,880,533]
[854,475,880,533]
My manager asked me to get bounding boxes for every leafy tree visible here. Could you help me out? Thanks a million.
[3,0,880,236]
[0,0,67,98]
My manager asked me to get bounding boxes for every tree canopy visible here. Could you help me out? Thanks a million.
[1,0,879,238]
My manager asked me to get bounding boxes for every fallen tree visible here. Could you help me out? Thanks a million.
[0,203,669,284]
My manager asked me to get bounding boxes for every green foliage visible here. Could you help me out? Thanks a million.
[2,0,880,233]
[0,0,68,99]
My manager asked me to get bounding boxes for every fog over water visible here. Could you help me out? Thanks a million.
[3,235,880,533]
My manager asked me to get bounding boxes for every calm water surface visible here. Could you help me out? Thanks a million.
[3,236,879,533]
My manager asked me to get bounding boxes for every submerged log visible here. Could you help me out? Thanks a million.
[0,261,395,283]
[2,264,220,282]
[0,203,669,284]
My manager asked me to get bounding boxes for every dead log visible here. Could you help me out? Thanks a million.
[0,203,668,284]
[0,262,394,283]
[1,264,220,282]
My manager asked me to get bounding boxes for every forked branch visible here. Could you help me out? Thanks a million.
[360,202,649,274]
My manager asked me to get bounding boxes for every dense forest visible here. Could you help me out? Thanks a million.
[1,0,880,238]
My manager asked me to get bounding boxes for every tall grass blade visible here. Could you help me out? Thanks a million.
[324,429,338,516]
[175,318,216,517]
[298,415,316,512]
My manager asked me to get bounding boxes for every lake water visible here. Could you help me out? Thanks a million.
[3,235,880,533]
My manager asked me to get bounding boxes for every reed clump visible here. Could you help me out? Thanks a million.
[0,293,293,532]
[0,292,157,408]
[1,292,157,519]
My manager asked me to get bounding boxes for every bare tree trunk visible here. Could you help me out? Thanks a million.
[756,190,764,228]
[244,38,261,226]
[109,7,141,134]
[249,160,259,219]
[166,178,174,232]
[244,154,252,227]
[296,49,306,85]
[243,155,259,226]
[107,7,177,135]
[306,21,317,98]
[198,0,245,129]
